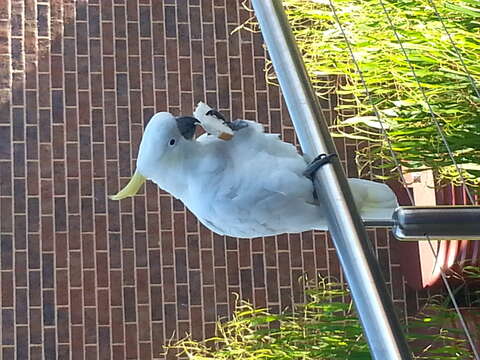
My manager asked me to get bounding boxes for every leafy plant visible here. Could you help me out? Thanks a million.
[167,280,472,359]
[458,265,480,306]
[260,0,480,189]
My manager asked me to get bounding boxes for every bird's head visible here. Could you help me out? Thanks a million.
[110,112,199,200]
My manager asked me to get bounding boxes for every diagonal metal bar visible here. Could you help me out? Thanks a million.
[251,1,412,359]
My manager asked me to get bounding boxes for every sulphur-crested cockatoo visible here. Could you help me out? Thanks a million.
[111,103,398,238]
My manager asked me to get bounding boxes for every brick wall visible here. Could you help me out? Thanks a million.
[0,1,425,359]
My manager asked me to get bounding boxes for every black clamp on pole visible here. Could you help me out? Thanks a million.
[303,153,338,180]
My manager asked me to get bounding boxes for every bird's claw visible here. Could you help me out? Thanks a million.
[303,153,338,180]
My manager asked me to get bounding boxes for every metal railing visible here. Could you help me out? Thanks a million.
[251,1,412,359]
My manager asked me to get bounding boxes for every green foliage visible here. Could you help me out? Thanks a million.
[167,280,472,359]
[460,265,480,306]
[281,0,480,189]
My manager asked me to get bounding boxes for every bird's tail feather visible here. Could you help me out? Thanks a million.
[359,206,396,222]
[348,178,398,222]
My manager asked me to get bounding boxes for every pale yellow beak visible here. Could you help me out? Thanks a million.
[110,171,147,200]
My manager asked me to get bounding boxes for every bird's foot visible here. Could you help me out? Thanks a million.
[303,153,338,180]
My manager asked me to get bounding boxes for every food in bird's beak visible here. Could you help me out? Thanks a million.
[194,102,234,140]
[109,171,147,200]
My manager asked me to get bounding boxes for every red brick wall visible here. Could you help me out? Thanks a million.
[0,1,423,359]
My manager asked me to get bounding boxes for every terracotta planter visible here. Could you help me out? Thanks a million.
[396,239,479,290]
[393,172,480,290]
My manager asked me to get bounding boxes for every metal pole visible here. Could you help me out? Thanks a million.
[392,206,480,241]
[251,1,412,359]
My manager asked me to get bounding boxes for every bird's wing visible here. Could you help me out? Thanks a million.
[189,121,323,237]
[198,120,314,200]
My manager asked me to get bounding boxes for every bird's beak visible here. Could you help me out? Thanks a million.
[176,116,200,139]
[109,171,147,200]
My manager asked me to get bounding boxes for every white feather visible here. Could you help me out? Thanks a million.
[134,108,398,238]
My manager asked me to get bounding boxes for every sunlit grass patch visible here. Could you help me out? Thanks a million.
[167,280,472,359]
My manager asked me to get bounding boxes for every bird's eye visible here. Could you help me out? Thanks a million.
[169,138,176,146]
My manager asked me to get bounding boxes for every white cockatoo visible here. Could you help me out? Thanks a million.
[111,103,398,238]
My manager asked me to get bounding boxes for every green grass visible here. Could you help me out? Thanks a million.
[263,0,480,189]
[166,280,473,359]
